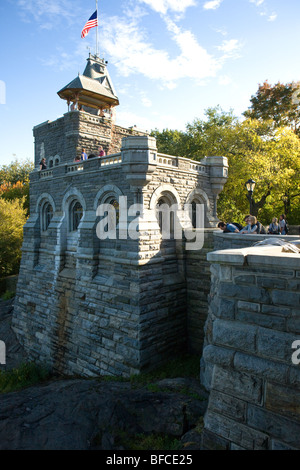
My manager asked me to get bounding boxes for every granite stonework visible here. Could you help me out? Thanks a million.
[33,111,146,169]
[12,131,228,377]
[201,236,300,450]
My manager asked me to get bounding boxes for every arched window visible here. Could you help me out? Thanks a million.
[101,197,119,232]
[157,195,176,239]
[69,200,83,232]
[41,202,53,231]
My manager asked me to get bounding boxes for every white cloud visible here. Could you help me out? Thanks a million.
[249,0,264,5]
[203,0,223,10]
[268,12,277,21]
[102,16,223,88]
[217,39,243,59]
[137,0,196,15]
[17,0,78,27]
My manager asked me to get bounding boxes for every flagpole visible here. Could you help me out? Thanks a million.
[96,0,99,57]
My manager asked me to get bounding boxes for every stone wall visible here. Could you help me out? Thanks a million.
[201,240,300,450]
[186,230,214,353]
[12,136,228,377]
[33,111,147,168]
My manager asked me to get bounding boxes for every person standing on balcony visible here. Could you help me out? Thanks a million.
[98,146,106,157]
[39,158,47,170]
[81,148,88,160]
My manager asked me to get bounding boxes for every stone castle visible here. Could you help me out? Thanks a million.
[11,53,300,450]
[12,54,228,377]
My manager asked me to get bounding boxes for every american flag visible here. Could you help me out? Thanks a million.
[81,11,98,39]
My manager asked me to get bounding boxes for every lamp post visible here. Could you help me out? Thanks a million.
[245,178,256,214]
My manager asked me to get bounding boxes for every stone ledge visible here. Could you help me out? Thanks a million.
[208,245,300,268]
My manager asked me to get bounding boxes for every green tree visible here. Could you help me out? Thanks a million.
[0,159,34,185]
[0,198,27,277]
[152,107,300,225]
[185,106,238,159]
[150,128,188,157]
[0,159,33,215]
[243,81,300,133]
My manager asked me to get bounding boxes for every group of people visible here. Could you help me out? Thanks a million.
[218,214,289,235]
[39,146,107,169]
[73,146,106,163]
[267,215,288,235]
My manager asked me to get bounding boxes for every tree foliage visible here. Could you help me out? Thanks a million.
[150,128,188,157]
[0,198,27,277]
[152,106,300,225]
[243,81,300,133]
[0,159,33,216]
[0,159,34,185]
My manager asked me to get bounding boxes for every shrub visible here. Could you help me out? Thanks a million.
[0,198,27,277]
[0,362,50,393]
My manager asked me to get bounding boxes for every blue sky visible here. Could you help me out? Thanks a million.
[0,0,300,166]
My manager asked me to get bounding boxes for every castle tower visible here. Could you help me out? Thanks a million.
[57,53,119,117]
[33,55,146,169]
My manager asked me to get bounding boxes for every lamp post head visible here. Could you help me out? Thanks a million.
[245,178,256,195]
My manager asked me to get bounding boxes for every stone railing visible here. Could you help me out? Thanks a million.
[39,170,53,179]
[157,153,208,174]
[66,163,84,173]
[100,153,122,166]
[157,153,177,167]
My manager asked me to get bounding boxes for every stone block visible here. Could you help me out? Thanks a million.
[211,365,263,404]
[271,289,300,308]
[202,344,235,367]
[237,301,260,312]
[212,319,257,353]
[208,389,247,422]
[214,298,236,319]
[261,304,292,317]
[233,274,256,285]
[256,277,287,289]
[265,382,300,422]
[257,327,299,362]
[234,352,288,384]
[201,428,230,450]
[271,440,299,450]
[204,410,269,450]
[236,310,286,331]
[219,282,270,304]
[287,316,300,334]
[247,405,300,449]
[289,366,300,387]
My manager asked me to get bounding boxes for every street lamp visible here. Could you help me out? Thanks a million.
[245,178,256,214]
